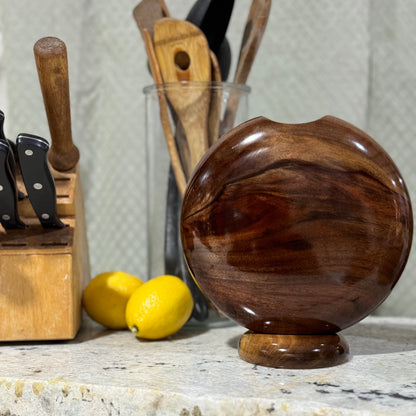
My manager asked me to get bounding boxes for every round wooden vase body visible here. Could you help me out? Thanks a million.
[180,116,413,369]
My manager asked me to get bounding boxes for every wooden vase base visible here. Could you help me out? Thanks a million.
[238,332,349,369]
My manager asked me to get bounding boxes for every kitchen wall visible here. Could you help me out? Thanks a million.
[0,0,415,317]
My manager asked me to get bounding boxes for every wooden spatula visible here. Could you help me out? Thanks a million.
[154,18,212,177]
[132,2,189,194]
[144,27,208,320]
[133,0,170,39]
[208,51,222,146]
[221,0,271,133]
[234,0,271,85]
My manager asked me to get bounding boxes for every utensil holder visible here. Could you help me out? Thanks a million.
[0,166,90,341]
[144,81,250,323]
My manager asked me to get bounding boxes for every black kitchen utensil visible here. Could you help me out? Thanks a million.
[0,110,25,201]
[0,140,26,229]
[16,133,65,229]
[186,0,234,80]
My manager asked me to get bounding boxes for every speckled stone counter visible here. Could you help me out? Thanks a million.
[0,315,415,415]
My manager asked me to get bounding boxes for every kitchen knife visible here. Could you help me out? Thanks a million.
[33,37,79,172]
[0,140,25,229]
[0,110,25,200]
[16,133,65,228]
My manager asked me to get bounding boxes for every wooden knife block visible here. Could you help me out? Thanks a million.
[0,166,90,341]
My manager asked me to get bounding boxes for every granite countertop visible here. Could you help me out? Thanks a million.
[0,315,415,416]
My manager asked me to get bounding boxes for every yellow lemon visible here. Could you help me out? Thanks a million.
[125,275,193,340]
[83,271,144,329]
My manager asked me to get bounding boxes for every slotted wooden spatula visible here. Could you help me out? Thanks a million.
[154,18,212,177]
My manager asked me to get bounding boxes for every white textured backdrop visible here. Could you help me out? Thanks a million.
[0,0,415,317]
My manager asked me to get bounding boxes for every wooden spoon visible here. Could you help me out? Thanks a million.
[221,0,271,133]
[154,18,212,177]
[144,29,209,320]
[132,2,190,192]
[143,29,187,196]
[134,6,209,319]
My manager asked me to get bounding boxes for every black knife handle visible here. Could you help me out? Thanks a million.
[1,110,26,201]
[0,141,25,229]
[0,111,16,182]
[6,140,26,201]
[16,133,65,229]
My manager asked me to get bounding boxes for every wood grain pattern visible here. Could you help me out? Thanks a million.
[0,167,90,341]
[239,332,349,369]
[181,116,413,335]
[143,29,187,196]
[221,0,271,133]
[154,18,211,174]
[34,37,79,172]
[0,36,90,340]
[234,0,272,85]
[208,53,222,146]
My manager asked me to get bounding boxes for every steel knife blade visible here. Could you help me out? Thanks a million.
[16,133,65,228]
[0,140,26,229]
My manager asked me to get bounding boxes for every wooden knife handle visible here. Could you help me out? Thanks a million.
[34,37,79,171]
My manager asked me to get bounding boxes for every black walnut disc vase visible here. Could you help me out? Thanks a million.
[180,116,413,369]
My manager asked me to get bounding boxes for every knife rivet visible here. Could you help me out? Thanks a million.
[25,149,34,156]
[33,183,43,190]
[41,213,50,220]
[2,214,10,221]
[0,185,3,191]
